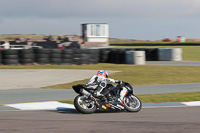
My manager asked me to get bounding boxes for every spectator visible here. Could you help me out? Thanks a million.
[64,35,70,42]
[25,37,32,43]
[15,37,23,43]
[43,34,54,41]
[57,35,64,41]
[43,35,49,41]
[47,34,54,41]
[64,35,73,42]
[67,35,73,41]
[2,41,10,49]
[15,37,20,41]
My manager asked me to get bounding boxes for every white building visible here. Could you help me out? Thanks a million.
[81,23,109,47]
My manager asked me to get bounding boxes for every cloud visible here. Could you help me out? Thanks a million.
[0,17,82,35]
[1,0,200,40]
[1,0,200,18]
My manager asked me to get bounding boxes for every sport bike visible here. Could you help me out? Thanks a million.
[72,81,142,114]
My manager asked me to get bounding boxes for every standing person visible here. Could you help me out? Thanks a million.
[67,35,73,41]
[2,41,10,49]
[43,34,54,41]
[47,34,54,41]
[57,35,64,41]
[64,35,69,42]
[64,35,73,42]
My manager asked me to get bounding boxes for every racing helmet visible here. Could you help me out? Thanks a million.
[97,70,108,78]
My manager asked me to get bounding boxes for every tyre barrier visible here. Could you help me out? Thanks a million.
[73,49,84,65]
[133,48,159,61]
[158,48,182,61]
[98,48,161,63]
[50,49,62,64]
[0,51,2,64]
[0,48,178,66]
[2,50,19,65]
[100,48,128,64]
[62,49,73,65]
[34,49,51,65]
[0,49,100,65]
[72,49,99,65]
[87,49,99,64]
[19,49,34,65]
[126,51,146,65]
[99,49,111,63]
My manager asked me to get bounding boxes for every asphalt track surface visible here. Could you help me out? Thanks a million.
[0,107,200,133]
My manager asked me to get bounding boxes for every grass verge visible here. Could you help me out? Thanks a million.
[139,91,200,103]
[40,64,200,89]
[60,91,200,104]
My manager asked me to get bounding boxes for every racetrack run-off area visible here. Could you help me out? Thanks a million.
[0,69,118,90]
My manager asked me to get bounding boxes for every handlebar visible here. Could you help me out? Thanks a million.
[116,80,125,88]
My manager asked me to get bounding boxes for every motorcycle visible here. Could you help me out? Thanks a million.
[72,81,142,114]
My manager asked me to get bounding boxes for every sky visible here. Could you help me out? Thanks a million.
[1,0,200,40]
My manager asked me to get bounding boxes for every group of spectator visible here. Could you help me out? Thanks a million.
[57,35,73,42]
[0,35,73,50]
[43,35,73,42]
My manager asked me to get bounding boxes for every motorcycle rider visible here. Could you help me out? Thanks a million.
[84,70,128,105]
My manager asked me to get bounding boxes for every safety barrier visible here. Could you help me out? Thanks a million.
[0,48,182,65]
[99,48,182,64]
[0,49,99,65]
[99,48,159,63]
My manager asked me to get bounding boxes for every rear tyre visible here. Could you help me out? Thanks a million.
[74,95,97,114]
[123,94,142,112]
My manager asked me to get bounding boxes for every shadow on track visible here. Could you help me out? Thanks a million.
[47,107,127,114]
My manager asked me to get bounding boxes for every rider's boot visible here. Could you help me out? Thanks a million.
[113,87,128,105]
[94,89,107,102]
[107,93,113,102]
[113,95,123,105]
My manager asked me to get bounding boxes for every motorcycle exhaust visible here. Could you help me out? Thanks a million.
[80,89,91,97]
[80,88,100,107]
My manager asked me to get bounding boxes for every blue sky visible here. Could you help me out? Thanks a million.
[1,0,200,40]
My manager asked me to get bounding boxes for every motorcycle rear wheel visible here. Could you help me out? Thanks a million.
[74,95,97,114]
[123,94,142,112]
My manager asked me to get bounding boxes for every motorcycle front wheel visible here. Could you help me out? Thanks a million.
[123,94,142,112]
[74,95,97,114]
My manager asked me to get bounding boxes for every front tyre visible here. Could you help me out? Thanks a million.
[123,94,142,112]
[74,95,97,114]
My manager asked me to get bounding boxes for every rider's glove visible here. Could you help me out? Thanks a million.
[82,84,88,88]
[115,80,123,84]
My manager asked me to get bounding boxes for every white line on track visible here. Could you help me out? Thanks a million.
[5,101,75,110]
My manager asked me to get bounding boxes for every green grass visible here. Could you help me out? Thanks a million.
[109,41,200,44]
[60,91,200,104]
[139,91,200,103]
[60,99,74,104]
[109,41,178,44]
[40,64,200,89]
[114,46,200,61]
[0,34,59,41]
